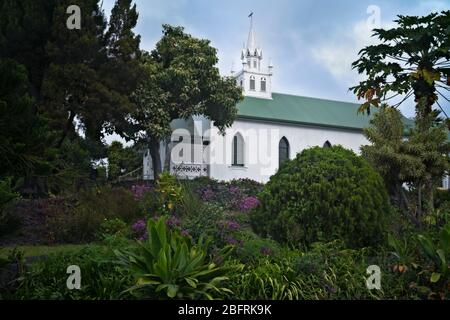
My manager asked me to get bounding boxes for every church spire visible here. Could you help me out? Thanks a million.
[236,13,273,100]
[241,13,262,61]
[246,12,256,53]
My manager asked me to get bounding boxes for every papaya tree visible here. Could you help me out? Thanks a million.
[351,11,450,118]
[351,11,450,215]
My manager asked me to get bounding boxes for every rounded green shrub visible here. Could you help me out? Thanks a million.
[251,146,391,248]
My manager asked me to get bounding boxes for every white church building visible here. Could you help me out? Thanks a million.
[142,18,384,183]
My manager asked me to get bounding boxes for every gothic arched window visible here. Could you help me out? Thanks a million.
[232,133,244,166]
[253,60,257,68]
[249,76,255,91]
[279,137,290,167]
[323,141,332,148]
[261,77,266,92]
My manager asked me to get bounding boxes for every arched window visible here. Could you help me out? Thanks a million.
[279,137,290,166]
[249,76,255,91]
[232,133,244,166]
[253,60,257,68]
[323,141,332,148]
[261,77,266,92]
[240,80,243,88]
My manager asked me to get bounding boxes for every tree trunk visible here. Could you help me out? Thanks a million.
[163,138,171,172]
[149,138,162,180]
[417,184,423,219]
[395,183,406,210]
[399,186,421,227]
[425,177,435,213]
[57,110,76,148]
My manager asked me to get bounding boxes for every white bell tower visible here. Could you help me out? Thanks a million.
[234,13,273,99]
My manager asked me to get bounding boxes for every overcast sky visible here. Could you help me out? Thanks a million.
[101,0,450,144]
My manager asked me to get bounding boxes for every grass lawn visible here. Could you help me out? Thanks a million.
[0,244,94,259]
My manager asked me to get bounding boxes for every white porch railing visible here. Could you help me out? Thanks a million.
[171,162,208,179]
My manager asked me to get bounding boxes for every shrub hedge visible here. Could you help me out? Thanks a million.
[251,146,392,248]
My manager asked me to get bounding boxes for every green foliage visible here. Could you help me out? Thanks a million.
[251,146,392,248]
[351,11,450,117]
[106,141,141,181]
[235,236,281,264]
[129,25,243,177]
[351,11,450,216]
[0,0,142,195]
[41,0,142,145]
[417,224,450,286]
[228,258,303,300]
[115,217,236,299]
[435,189,450,209]
[188,177,263,211]
[362,105,423,193]
[7,246,134,300]
[0,248,25,298]
[155,172,182,214]
[227,242,386,300]
[228,178,264,197]
[0,178,20,237]
[177,182,206,217]
[180,203,225,245]
[97,218,129,240]
[0,178,19,211]
[408,105,450,213]
[362,104,449,219]
[0,58,54,188]
[46,186,140,243]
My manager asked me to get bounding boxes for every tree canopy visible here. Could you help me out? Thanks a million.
[351,11,450,119]
[0,0,143,193]
[129,25,243,177]
[353,11,450,217]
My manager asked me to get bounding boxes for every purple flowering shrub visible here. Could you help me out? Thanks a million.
[239,196,260,212]
[235,236,281,263]
[192,178,263,212]
[217,219,244,247]
[131,184,152,200]
[132,214,191,242]
[131,219,148,241]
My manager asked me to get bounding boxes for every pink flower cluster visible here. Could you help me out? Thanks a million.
[131,184,152,200]
[239,196,260,212]
[132,219,147,241]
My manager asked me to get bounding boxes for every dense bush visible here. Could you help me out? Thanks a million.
[188,177,263,211]
[46,186,141,243]
[116,217,237,299]
[416,224,450,297]
[97,218,129,240]
[177,182,206,217]
[251,146,392,248]
[4,246,134,300]
[226,240,421,300]
[0,179,20,238]
[235,235,281,263]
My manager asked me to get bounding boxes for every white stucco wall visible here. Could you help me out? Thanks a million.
[207,119,369,183]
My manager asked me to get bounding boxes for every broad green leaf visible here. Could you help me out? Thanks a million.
[430,272,441,283]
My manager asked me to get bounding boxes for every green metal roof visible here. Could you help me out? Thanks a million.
[236,92,413,131]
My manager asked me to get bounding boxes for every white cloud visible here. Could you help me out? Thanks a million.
[311,19,394,85]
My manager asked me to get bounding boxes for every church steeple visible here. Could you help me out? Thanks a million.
[235,13,273,100]
[241,13,263,70]
[246,13,256,53]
